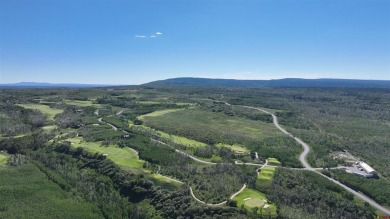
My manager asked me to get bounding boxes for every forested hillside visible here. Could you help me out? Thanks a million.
[0,86,388,218]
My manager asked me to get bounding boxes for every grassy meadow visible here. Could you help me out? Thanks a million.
[17,104,63,120]
[0,153,9,166]
[67,137,144,169]
[142,109,282,146]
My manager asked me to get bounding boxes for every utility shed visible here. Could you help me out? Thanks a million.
[359,162,375,174]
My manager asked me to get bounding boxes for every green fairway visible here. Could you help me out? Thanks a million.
[62,100,102,107]
[67,137,181,185]
[157,131,207,147]
[142,109,282,145]
[267,157,281,165]
[17,104,63,120]
[130,124,207,148]
[216,143,249,154]
[138,108,183,120]
[0,163,102,219]
[68,137,144,169]
[233,188,277,215]
[0,153,9,166]
[42,125,57,131]
[245,198,265,208]
[258,166,276,181]
[137,101,162,105]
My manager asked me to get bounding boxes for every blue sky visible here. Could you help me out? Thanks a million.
[0,0,389,84]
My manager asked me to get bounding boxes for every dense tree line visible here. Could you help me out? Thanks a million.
[268,168,375,219]
[0,105,47,136]
[330,170,390,206]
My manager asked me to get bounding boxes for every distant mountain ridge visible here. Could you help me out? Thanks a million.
[0,82,114,88]
[143,78,390,88]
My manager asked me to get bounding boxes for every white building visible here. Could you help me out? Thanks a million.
[359,162,376,175]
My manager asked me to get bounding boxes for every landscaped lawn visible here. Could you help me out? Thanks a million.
[233,188,277,216]
[17,104,63,120]
[267,157,281,165]
[258,166,277,181]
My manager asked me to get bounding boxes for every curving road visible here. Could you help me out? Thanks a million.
[242,106,311,169]
[241,105,390,215]
[101,109,390,214]
[175,149,218,165]
[189,184,247,206]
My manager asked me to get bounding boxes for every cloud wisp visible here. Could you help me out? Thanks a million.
[135,32,163,39]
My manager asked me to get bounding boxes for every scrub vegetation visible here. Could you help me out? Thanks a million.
[0,85,387,218]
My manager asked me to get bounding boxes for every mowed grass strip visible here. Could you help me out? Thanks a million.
[216,143,249,154]
[129,124,207,148]
[142,109,282,145]
[267,157,281,166]
[62,100,102,108]
[0,153,9,166]
[67,137,180,185]
[157,131,207,148]
[233,188,277,215]
[138,108,183,120]
[258,166,276,181]
[0,163,102,219]
[68,137,144,169]
[17,104,63,120]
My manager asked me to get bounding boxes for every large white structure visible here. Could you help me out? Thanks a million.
[359,162,375,175]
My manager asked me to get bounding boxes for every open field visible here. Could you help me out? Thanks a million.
[66,137,181,185]
[0,163,102,219]
[130,124,223,162]
[42,125,57,131]
[138,108,183,120]
[157,130,207,147]
[142,109,282,145]
[267,158,281,166]
[233,188,277,215]
[62,100,102,108]
[0,153,9,166]
[258,166,276,181]
[17,104,63,120]
[216,143,249,154]
[67,137,144,169]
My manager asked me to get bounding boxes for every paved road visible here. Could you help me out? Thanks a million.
[316,171,390,215]
[229,184,247,199]
[243,106,312,169]
[98,117,118,131]
[104,110,390,214]
[189,184,247,206]
[241,104,390,215]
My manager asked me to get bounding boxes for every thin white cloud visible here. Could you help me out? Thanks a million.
[135,35,146,38]
[155,32,162,35]
[150,35,156,38]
